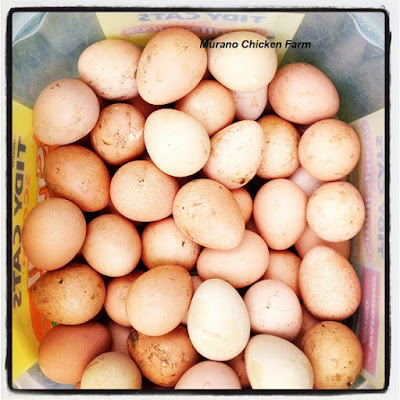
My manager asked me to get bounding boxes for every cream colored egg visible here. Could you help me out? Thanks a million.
[202,121,264,189]
[230,188,253,224]
[233,86,268,121]
[289,166,324,197]
[208,31,277,92]
[245,334,314,389]
[187,279,250,361]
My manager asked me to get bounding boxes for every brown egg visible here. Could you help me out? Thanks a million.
[233,86,268,121]
[141,217,201,271]
[175,80,236,136]
[256,115,300,179]
[289,166,324,197]
[38,322,111,384]
[262,250,301,297]
[172,179,245,250]
[181,275,203,326]
[43,145,110,212]
[107,320,131,356]
[293,305,321,348]
[127,325,200,387]
[32,79,100,145]
[90,103,145,165]
[307,181,365,242]
[197,230,269,289]
[175,361,241,389]
[299,119,361,181]
[31,262,105,325]
[80,351,142,389]
[137,28,207,105]
[299,246,361,320]
[78,39,142,100]
[295,224,351,259]
[125,265,193,336]
[268,62,340,125]
[244,279,302,341]
[82,214,141,277]
[104,270,144,326]
[226,352,250,389]
[230,188,253,224]
[127,94,160,118]
[110,160,179,222]
[22,198,86,271]
[253,179,307,250]
[301,321,363,389]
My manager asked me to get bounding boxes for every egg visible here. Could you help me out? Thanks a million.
[172,179,245,250]
[244,279,302,341]
[127,94,160,118]
[144,109,210,177]
[299,246,361,320]
[233,86,268,121]
[90,103,145,165]
[262,250,301,297]
[208,31,277,92]
[141,217,201,271]
[256,115,300,179]
[78,39,142,100]
[293,305,321,348]
[289,166,324,197]
[203,121,264,189]
[127,325,200,387]
[31,262,105,325]
[43,145,110,212]
[181,275,203,325]
[299,119,361,181]
[245,334,314,389]
[175,80,236,136]
[175,361,241,389]
[301,321,363,389]
[104,270,144,326]
[306,181,365,242]
[110,160,179,222]
[268,62,340,124]
[38,322,111,384]
[22,198,86,271]
[230,188,253,224]
[107,320,131,356]
[137,28,207,105]
[125,265,193,336]
[225,352,250,389]
[197,230,269,289]
[32,79,100,145]
[80,352,142,389]
[253,179,307,250]
[187,279,250,361]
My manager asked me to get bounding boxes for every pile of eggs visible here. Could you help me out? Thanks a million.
[22,27,365,390]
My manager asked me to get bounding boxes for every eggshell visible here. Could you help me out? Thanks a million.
[301,321,363,389]
[225,352,250,389]
[202,121,264,189]
[256,115,300,179]
[289,166,324,197]
[144,109,210,177]
[253,179,307,250]
[268,62,340,124]
[244,279,302,341]
[262,250,301,297]
[175,80,236,136]
[175,361,241,389]
[137,28,207,105]
[295,224,351,259]
[299,119,361,181]
[78,39,142,100]
[230,188,253,224]
[187,279,250,361]
[208,31,277,92]
[80,351,142,389]
[22,198,86,271]
[33,79,100,145]
[125,265,193,336]
[141,217,201,271]
[31,263,105,325]
[43,145,110,212]
[38,322,111,384]
[110,160,179,222]
[245,334,314,389]
[90,103,145,165]
[127,325,200,387]
[172,179,245,250]
[181,275,203,326]
[107,320,131,356]
[197,230,269,289]
[293,305,321,348]
[299,246,361,320]
[233,86,268,121]
[104,270,144,326]
[127,94,160,118]
[306,181,365,242]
